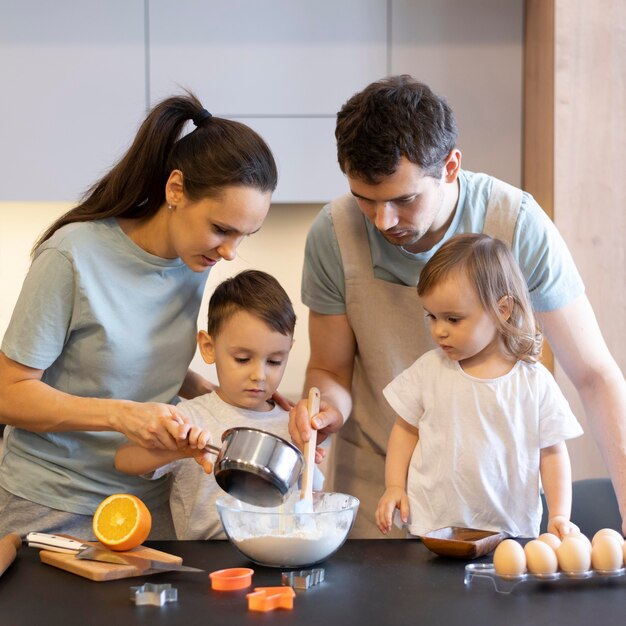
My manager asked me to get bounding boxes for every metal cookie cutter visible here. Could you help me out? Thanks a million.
[130,582,178,607]
[281,567,325,590]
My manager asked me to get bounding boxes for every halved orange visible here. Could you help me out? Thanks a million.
[92,493,152,551]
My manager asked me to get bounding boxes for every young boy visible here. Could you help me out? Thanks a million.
[115,270,320,539]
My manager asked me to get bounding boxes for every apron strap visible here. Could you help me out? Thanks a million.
[331,195,375,280]
[483,177,524,245]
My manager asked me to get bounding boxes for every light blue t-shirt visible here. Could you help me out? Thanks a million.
[0,218,208,514]
[302,170,584,314]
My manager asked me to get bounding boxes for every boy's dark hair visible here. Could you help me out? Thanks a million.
[336,74,457,184]
[207,270,296,338]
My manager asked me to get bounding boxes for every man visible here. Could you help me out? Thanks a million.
[289,75,626,538]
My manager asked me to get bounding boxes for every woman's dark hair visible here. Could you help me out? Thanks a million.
[207,270,296,338]
[33,91,277,254]
[336,74,457,183]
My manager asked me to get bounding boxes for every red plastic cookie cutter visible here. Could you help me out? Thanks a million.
[247,586,296,612]
[209,567,254,591]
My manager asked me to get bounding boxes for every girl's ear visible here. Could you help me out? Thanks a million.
[498,295,513,322]
[197,330,216,364]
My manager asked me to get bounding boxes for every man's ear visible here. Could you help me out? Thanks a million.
[498,295,513,322]
[443,149,462,183]
[197,330,216,365]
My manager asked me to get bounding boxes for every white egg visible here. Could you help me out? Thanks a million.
[537,532,561,551]
[524,539,558,575]
[493,539,527,577]
[592,528,624,546]
[556,536,592,573]
[591,535,623,571]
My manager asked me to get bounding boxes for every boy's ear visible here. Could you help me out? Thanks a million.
[498,295,513,322]
[197,330,216,364]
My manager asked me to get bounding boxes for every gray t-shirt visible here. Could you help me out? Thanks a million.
[0,218,207,514]
[150,391,324,540]
[302,170,585,314]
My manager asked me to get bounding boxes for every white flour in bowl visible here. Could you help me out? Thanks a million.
[235,530,346,567]
[217,492,359,567]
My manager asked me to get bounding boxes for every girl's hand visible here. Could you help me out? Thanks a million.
[113,401,190,450]
[375,486,409,535]
[548,515,580,539]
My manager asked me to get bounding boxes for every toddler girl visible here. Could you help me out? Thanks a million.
[376,233,583,539]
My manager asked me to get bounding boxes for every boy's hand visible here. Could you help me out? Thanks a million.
[185,425,212,451]
[175,425,215,474]
[548,515,579,539]
[375,486,409,535]
[191,449,214,474]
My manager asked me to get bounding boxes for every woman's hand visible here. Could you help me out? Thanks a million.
[112,401,189,450]
[376,486,409,535]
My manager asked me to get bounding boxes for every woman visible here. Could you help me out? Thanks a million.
[0,92,278,538]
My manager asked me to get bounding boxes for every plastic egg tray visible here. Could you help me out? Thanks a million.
[464,562,626,594]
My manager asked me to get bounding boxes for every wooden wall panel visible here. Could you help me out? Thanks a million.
[524,0,626,480]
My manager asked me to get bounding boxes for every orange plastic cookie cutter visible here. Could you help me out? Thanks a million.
[209,567,254,591]
[247,586,296,612]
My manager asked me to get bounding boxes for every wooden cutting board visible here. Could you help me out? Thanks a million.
[39,542,184,581]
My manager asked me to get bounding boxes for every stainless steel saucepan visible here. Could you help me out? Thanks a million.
[203,427,304,507]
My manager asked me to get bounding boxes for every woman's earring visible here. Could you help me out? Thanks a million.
[168,204,175,211]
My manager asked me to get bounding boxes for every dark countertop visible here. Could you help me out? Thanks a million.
[1,539,625,626]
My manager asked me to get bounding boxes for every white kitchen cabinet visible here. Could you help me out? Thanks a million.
[0,1,146,202]
[391,0,524,186]
[148,0,388,203]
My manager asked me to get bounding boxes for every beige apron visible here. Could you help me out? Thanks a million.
[329,178,522,538]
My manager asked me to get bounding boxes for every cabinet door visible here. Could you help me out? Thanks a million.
[0,1,146,201]
[391,0,524,186]
[149,0,388,202]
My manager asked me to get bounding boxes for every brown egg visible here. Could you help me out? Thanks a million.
[591,535,623,572]
[564,531,592,553]
[524,539,558,575]
[493,539,527,577]
[592,528,624,546]
[537,532,561,551]
[556,536,591,573]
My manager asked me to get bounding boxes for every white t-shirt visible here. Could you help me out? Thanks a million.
[150,391,323,540]
[383,349,583,537]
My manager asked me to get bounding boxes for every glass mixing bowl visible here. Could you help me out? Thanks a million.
[216,492,359,568]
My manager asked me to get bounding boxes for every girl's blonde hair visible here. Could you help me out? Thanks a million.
[417,233,542,363]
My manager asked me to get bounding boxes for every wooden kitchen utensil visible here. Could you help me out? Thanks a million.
[39,542,185,581]
[0,533,21,577]
[296,387,321,515]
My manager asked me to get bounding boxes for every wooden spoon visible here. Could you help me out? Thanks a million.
[297,387,321,513]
